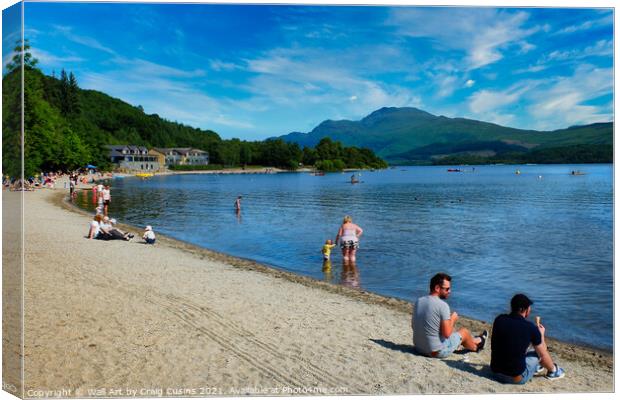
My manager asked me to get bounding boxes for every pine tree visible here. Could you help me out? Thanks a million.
[59,69,70,117]
[5,39,38,73]
[68,72,80,116]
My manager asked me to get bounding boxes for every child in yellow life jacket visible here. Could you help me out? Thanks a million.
[322,239,336,260]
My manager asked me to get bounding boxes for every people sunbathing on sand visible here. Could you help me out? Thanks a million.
[87,214,134,241]
[9,178,35,191]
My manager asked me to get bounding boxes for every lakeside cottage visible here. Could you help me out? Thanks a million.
[106,145,209,172]
[151,147,210,166]
[106,145,161,172]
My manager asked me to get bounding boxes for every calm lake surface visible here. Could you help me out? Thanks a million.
[76,164,613,350]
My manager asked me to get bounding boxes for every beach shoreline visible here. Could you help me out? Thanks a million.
[58,190,613,359]
[9,185,613,395]
[102,166,370,180]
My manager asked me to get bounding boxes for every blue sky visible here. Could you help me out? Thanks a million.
[3,2,614,140]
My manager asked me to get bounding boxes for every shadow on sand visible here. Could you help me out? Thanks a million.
[369,339,417,355]
[370,338,497,382]
[442,359,497,382]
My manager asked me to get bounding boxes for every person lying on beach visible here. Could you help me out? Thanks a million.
[490,294,565,384]
[96,216,116,240]
[412,272,487,358]
[143,225,156,244]
[10,179,35,191]
[106,218,134,241]
[321,239,336,260]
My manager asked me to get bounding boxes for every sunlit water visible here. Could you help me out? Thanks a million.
[75,164,613,350]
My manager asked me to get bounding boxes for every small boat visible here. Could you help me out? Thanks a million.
[570,170,586,176]
[135,173,153,178]
[447,169,462,172]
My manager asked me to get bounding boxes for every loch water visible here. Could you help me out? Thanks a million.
[76,164,613,350]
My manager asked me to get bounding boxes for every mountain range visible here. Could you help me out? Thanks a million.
[277,107,613,164]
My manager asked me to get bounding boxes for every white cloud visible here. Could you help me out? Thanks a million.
[468,83,532,114]
[111,56,206,78]
[483,112,516,127]
[516,39,613,75]
[527,65,613,129]
[547,40,612,62]
[2,51,16,70]
[468,64,612,130]
[514,64,547,74]
[239,48,421,116]
[3,30,22,46]
[555,14,613,35]
[52,25,117,55]
[388,9,539,70]
[30,48,84,68]
[518,41,536,54]
[349,95,358,101]
[435,75,458,98]
[209,59,240,71]
[465,79,475,88]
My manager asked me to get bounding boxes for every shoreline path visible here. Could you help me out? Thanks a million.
[5,183,612,396]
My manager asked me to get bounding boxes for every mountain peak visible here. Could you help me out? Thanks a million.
[276,106,612,163]
[361,107,437,126]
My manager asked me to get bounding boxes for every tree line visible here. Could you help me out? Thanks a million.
[2,40,387,178]
[432,144,613,166]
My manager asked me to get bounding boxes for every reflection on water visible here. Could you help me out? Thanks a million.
[321,259,333,282]
[341,262,360,289]
[74,164,613,350]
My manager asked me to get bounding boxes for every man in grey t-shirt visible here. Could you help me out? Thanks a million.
[412,273,487,358]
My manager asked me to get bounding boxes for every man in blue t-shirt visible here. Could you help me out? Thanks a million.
[491,294,565,384]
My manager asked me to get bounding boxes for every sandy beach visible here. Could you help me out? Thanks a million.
[3,184,613,397]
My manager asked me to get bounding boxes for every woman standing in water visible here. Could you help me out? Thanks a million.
[335,215,363,263]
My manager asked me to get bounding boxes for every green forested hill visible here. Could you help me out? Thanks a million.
[2,44,386,177]
[278,107,613,164]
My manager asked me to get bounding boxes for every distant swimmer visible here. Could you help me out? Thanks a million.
[515,169,521,175]
[234,195,242,212]
[350,174,359,184]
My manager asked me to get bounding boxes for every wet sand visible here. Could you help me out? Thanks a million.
[5,185,613,397]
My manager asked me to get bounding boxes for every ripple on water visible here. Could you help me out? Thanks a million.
[77,164,613,350]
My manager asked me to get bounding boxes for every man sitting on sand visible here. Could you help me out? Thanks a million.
[412,272,487,358]
[490,294,565,384]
